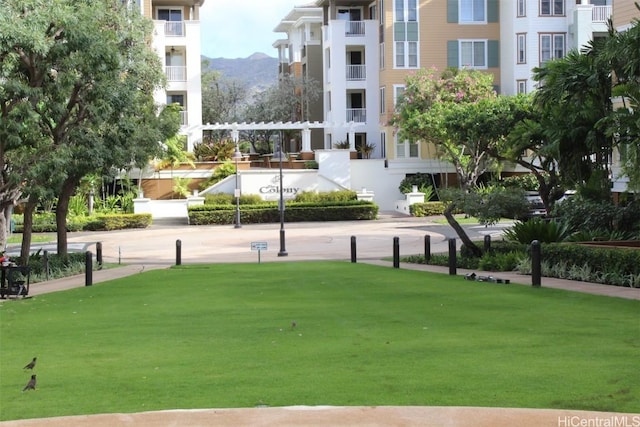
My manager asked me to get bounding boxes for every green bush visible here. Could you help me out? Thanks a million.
[399,173,438,200]
[294,190,357,203]
[410,202,447,216]
[478,251,526,272]
[83,214,152,231]
[552,196,640,233]
[189,201,378,225]
[204,193,262,205]
[502,218,570,244]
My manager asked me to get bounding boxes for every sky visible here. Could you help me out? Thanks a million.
[200,0,309,59]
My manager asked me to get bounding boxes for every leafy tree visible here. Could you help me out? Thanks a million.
[201,61,248,125]
[392,68,532,256]
[532,41,614,201]
[242,74,321,153]
[600,7,640,190]
[0,0,174,256]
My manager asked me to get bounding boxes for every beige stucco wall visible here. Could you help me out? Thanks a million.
[613,0,640,30]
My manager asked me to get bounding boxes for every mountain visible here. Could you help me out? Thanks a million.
[203,52,278,92]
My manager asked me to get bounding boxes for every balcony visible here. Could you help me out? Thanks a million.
[346,65,366,81]
[346,21,365,37]
[165,21,185,37]
[346,108,366,123]
[166,66,186,82]
[592,6,612,23]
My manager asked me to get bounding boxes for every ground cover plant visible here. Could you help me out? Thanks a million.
[0,262,638,421]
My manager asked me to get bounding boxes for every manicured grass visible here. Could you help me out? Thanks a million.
[0,262,638,421]
[6,233,55,245]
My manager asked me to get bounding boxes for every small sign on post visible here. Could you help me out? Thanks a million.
[251,241,268,263]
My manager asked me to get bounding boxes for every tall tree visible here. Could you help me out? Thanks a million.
[0,0,173,256]
[532,41,613,200]
[201,61,248,125]
[392,68,529,256]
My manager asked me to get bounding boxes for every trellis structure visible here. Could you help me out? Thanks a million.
[192,121,365,153]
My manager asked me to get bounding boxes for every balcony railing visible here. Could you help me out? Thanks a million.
[346,21,365,37]
[166,66,186,82]
[346,108,366,122]
[592,6,612,23]
[165,21,185,36]
[180,110,188,126]
[346,64,366,81]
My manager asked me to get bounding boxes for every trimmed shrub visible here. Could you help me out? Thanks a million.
[410,202,447,217]
[294,190,357,203]
[83,214,152,231]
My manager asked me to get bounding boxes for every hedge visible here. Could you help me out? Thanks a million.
[12,213,152,232]
[410,202,447,216]
[542,243,640,278]
[188,201,379,225]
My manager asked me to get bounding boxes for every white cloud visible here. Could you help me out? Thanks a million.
[200,0,305,59]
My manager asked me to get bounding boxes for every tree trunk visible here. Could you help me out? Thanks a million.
[20,197,38,266]
[56,177,78,258]
[443,203,483,258]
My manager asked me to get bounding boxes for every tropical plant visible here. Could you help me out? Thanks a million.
[198,161,237,191]
[357,141,376,159]
[502,218,571,244]
[333,140,351,149]
[193,136,236,161]
[173,177,192,199]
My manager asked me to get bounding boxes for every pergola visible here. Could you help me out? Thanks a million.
[194,121,365,153]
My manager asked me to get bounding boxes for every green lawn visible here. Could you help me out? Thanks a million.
[6,233,55,245]
[0,262,638,421]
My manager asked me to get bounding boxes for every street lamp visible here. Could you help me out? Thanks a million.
[233,142,242,229]
[273,136,288,256]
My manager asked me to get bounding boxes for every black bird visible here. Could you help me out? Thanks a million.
[22,375,36,392]
[23,357,37,370]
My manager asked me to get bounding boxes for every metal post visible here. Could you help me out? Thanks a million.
[448,238,457,276]
[484,235,491,252]
[234,146,242,229]
[43,250,49,281]
[424,235,431,262]
[176,239,182,266]
[393,237,400,268]
[531,240,541,287]
[350,236,357,263]
[96,242,103,269]
[277,137,287,257]
[85,251,92,286]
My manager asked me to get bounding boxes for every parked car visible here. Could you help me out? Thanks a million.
[523,192,547,220]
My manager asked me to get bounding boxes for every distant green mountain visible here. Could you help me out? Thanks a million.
[202,52,278,92]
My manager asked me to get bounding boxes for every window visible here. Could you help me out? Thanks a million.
[540,0,563,16]
[517,80,527,94]
[380,87,386,115]
[540,33,565,63]
[460,0,486,23]
[380,132,387,158]
[393,85,405,107]
[517,0,526,17]
[394,0,419,68]
[460,40,487,68]
[395,42,405,67]
[517,34,526,64]
[380,42,385,69]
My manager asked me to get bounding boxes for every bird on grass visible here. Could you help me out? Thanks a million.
[291,321,297,330]
[22,375,36,392]
[23,357,37,370]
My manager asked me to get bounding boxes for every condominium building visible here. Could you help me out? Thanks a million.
[275,0,614,167]
[128,0,204,151]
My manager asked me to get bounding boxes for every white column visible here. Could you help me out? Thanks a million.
[301,127,312,153]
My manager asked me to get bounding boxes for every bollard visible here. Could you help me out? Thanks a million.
[531,240,541,287]
[96,242,103,269]
[393,237,400,268]
[43,250,49,281]
[176,239,182,266]
[424,235,431,262]
[484,235,491,252]
[448,238,457,276]
[85,251,93,287]
[350,236,357,263]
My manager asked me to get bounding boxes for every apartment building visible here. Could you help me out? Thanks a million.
[501,0,612,95]
[275,1,618,166]
[130,0,204,151]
